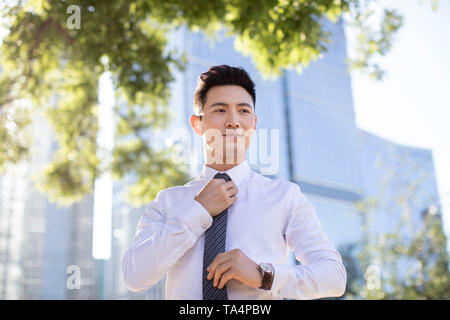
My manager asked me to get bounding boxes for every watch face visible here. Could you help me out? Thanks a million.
[260,263,272,274]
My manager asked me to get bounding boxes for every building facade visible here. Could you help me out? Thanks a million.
[0,111,99,299]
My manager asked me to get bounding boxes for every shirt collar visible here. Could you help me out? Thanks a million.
[199,160,251,186]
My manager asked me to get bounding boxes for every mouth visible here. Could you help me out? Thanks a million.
[222,130,244,137]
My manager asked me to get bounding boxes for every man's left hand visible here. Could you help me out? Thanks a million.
[206,248,263,289]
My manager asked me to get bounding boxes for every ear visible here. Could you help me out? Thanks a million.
[254,114,257,130]
[190,114,203,136]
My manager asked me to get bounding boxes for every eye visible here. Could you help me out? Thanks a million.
[240,109,250,113]
[216,109,225,112]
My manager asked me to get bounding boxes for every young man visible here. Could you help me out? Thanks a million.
[122,65,346,300]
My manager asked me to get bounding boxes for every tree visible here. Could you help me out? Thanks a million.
[344,146,450,300]
[333,210,450,300]
[337,243,365,299]
[0,0,436,206]
[357,209,450,300]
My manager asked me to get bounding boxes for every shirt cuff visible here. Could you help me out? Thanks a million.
[174,197,213,239]
[271,263,311,300]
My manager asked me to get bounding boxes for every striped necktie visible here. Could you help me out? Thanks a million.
[202,172,232,300]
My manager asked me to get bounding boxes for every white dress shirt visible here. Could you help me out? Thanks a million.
[122,160,346,299]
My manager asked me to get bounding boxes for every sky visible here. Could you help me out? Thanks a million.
[347,0,450,243]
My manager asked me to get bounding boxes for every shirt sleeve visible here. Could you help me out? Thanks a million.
[122,188,213,292]
[270,183,347,299]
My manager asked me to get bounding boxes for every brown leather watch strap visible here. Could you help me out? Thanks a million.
[258,263,275,290]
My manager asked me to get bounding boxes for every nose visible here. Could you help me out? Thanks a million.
[225,110,240,128]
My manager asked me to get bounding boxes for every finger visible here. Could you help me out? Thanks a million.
[207,252,232,280]
[208,253,231,279]
[218,182,232,194]
[228,195,237,206]
[213,261,233,287]
[218,269,235,289]
[215,178,231,185]
[211,179,227,188]
[225,187,237,198]
[225,181,236,189]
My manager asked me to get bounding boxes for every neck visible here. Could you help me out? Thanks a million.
[204,146,247,171]
[205,162,241,172]
[205,153,246,171]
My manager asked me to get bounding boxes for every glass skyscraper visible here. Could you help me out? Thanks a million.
[359,129,441,238]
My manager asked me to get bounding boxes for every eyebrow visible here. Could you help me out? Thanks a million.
[209,102,254,109]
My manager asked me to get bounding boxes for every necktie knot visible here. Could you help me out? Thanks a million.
[213,172,232,182]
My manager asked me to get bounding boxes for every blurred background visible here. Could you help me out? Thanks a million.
[0,0,449,299]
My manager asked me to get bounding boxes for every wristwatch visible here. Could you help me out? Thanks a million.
[257,263,275,290]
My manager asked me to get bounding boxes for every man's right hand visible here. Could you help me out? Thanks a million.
[194,178,238,217]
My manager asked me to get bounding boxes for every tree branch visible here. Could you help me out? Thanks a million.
[28,17,53,60]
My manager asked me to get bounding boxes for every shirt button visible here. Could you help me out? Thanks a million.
[202,224,207,229]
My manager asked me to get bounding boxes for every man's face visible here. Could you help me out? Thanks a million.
[191,85,257,165]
